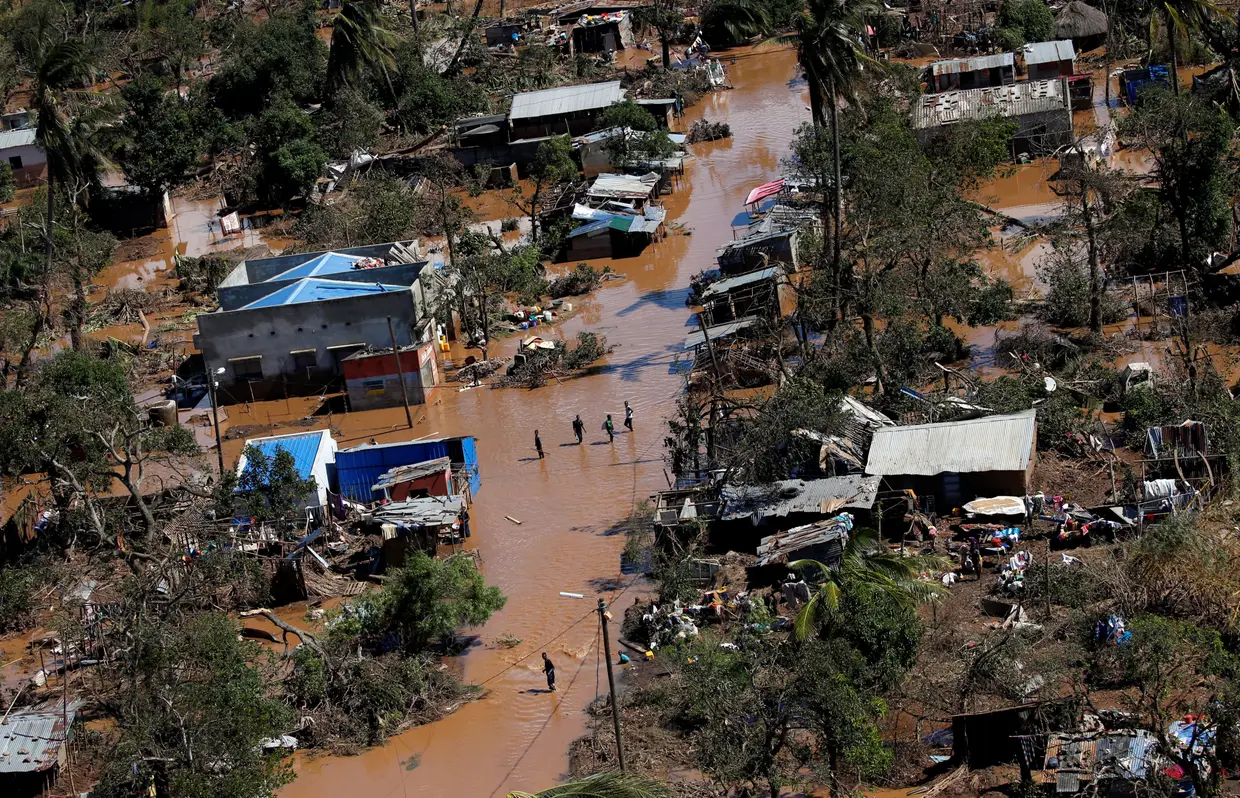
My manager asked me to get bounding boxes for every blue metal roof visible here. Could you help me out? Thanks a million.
[239,430,330,482]
[270,252,366,281]
[241,278,407,309]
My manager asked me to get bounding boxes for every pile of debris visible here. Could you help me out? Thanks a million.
[87,288,170,328]
[686,119,732,143]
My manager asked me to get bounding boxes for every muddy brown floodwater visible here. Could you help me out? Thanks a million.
[265,45,810,798]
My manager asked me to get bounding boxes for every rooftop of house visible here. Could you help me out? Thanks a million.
[912,79,1069,130]
[509,80,624,121]
[239,278,408,310]
[237,430,333,483]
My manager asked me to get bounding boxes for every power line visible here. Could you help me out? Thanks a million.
[475,607,598,687]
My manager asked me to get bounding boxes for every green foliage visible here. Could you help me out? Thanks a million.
[994,26,1026,51]
[507,772,673,798]
[701,0,773,46]
[325,1,396,98]
[597,102,676,165]
[1036,244,1125,328]
[119,73,203,196]
[0,161,14,203]
[563,330,608,369]
[252,101,328,203]
[226,444,318,524]
[547,263,603,298]
[395,59,482,135]
[316,87,384,159]
[1118,90,1234,274]
[998,0,1055,43]
[208,3,327,118]
[293,174,423,250]
[92,613,294,798]
[928,116,1017,186]
[334,552,507,653]
[734,376,843,482]
[0,561,52,633]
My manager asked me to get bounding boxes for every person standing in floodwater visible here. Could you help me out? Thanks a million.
[572,415,584,444]
[623,401,634,432]
[542,652,556,691]
[535,430,544,459]
[603,415,615,442]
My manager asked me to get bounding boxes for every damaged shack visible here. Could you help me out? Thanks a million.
[698,266,795,326]
[865,410,1037,509]
[335,436,480,504]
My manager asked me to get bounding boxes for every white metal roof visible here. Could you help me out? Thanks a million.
[0,701,78,773]
[0,128,37,151]
[586,171,659,199]
[1023,39,1076,65]
[683,316,758,349]
[912,79,1068,130]
[721,475,881,520]
[865,410,1037,476]
[509,81,624,121]
[699,266,780,300]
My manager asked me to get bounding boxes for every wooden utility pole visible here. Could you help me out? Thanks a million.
[386,316,414,429]
[598,597,626,772]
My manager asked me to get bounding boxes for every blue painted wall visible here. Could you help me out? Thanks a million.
[335,436,480,501]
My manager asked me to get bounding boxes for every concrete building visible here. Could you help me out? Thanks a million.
[196,242,433,400]
[1023,39,1077,81]
[927,53,1016,93]
[864,410,1037,508]
[911,79,1074,157]
[0,128,46,187]
[341,342,439,410]
[236,429,338,516]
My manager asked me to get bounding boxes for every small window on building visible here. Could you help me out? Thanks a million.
[232,357,262,381]
[8,156,21,169]
[362,379,385,396]
[292,351,317,371]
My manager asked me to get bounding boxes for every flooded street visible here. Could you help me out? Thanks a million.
[264,45,811,797]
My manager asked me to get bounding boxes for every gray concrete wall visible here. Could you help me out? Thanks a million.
[233,240,420,285]
[218,262,429,311]
[196,290,424,390]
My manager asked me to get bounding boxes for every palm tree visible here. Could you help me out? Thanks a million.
[1152,0,1230,94]
[326,1,397,98]
[793,0,878,283]
[789,526,947,640]
[27,41,110,360]
[701,0,771,49]
[507,771,672,798]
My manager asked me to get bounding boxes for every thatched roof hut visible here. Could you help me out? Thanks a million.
[1055,1,1109,43]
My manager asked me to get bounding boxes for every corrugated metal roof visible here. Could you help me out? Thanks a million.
[0,701,78,773]
[373,456,452,491]
[372,495,463,526]
[586,171,659,199]
[721,475,881,521]
[718,226,797,254]
[912,80,1068,130]
[271,252,365,281]
[1023,39,1076,65]
[241,278,408,309]
[865,410,1036,476]
[684,316,759,349]
[0,128,36,151]
[931,52,1015,76]
[699,266,780,300]
[755,515,853,567]
[239,430,332,482]
[509,80,623,121]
